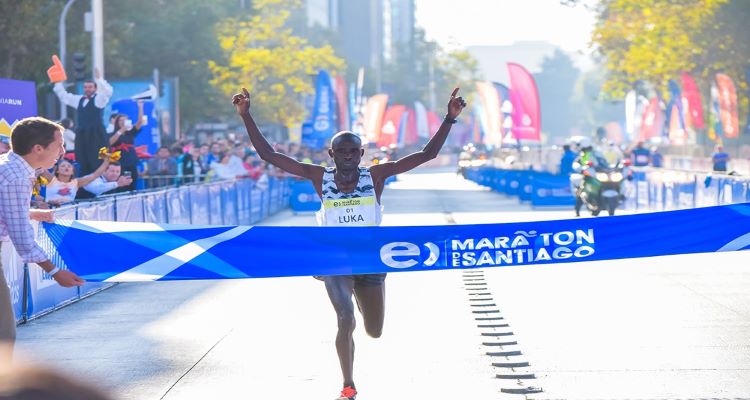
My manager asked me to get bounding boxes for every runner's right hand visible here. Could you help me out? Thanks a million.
[232,88,251,116]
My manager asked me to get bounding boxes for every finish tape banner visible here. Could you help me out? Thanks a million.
[42,203,750,282]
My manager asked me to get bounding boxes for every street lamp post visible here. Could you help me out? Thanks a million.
[59,0,77,119]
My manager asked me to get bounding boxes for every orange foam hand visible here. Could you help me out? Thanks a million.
[47,55,67,83]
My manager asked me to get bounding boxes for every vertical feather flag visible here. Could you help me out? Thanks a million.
[507,63,541,142]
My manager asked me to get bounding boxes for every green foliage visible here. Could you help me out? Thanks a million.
[592,0,726,97]
[208,0,345,127]
[101,0,241,125]
[0,1,61,82]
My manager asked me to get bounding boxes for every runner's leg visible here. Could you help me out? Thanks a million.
[324,276,357,388]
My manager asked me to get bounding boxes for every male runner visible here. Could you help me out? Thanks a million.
[233,87,466,400]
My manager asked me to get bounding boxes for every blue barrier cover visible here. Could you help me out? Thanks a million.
[26,222,79,318]
[235,179,252,225]
[518,171,533,202]
[221,183,239,226]
[290,180,321,212]
[1,243,25,323]
[530,173,575,206]
[189,185,210,225]
[115,195,145,223]
[167,188,191,225]
[42,203,750,282]
[208,184,222,225]
[505,170,522,196]
[143,192,168,223]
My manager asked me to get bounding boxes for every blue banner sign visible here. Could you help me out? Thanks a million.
[42,203,750,282]
[0,79,38,137]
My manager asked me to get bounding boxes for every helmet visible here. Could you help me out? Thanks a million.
[577,136,592,150]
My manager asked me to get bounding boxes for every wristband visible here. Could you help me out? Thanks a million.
[48,266,61,276]
[444,115,457,124]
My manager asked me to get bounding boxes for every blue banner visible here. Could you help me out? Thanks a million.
[290,180,321,212]
[41,203,750,282]
[0,79,37,137]
[1,242,25,322]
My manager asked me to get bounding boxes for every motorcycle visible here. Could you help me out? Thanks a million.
[575,160,632,216]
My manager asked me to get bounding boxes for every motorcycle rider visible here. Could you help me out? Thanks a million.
[572,137,598,217]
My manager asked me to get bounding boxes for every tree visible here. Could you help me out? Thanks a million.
[534,49,580,139]
[592,0,726,98]
[208,0,345,127]
[0,2,61,81]
[99,0,241,126]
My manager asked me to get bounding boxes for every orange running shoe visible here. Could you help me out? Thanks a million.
[336,386,357,400]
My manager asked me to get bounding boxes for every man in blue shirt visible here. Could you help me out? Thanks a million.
[631,142,651,167]
[711,145,730,172]
[559,144,576,176]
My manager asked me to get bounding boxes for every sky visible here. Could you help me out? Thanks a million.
[414,0,597,54]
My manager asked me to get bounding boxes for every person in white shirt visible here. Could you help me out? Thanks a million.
[53,68,113,176]
[83,162,133,196]
[0,117,85,354]
[44,158,110,206]
[59,118,76,154]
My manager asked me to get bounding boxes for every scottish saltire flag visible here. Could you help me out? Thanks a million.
[42,203,750,282]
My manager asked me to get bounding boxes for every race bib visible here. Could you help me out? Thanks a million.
[322,197,379,226]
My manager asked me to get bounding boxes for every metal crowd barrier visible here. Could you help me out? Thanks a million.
[465,166,750,210]
[6,177,292,324]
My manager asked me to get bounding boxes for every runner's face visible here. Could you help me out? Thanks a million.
[330,139,362,171]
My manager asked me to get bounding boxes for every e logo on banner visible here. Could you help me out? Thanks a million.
[380,241,439,269]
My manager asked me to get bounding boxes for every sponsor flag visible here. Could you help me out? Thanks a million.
[304,70,335,149]
[708,81,723,142]
[426,111,442,139]
[492,82,512,140]
[475,81,502,147]
[680,72,705,129]
[379,105,407,148]
[715,73,739,139]
[334,76,350,131]
[666,80,687,145]
[625,90,637,141]
[363,94,389,144]
[507,63,541,142]
[414,101,429,140]
[639,97,663,141]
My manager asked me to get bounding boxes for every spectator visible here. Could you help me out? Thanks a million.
[0,349,113,400]
[211,152,246,180]
[53,68,113,175]
[82,162,133,196]
[145,146,177,187]
[711,144,730,172]
[650,146,664,168]
[559,144,576,176]
[206,142,222,168]
[0,136,9,155]
[0,118,85,350]
[59,118,76,155]
[44,158,110,206]
[630,141,651,167]
[254,162,270,191]
[108,101,144,192]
